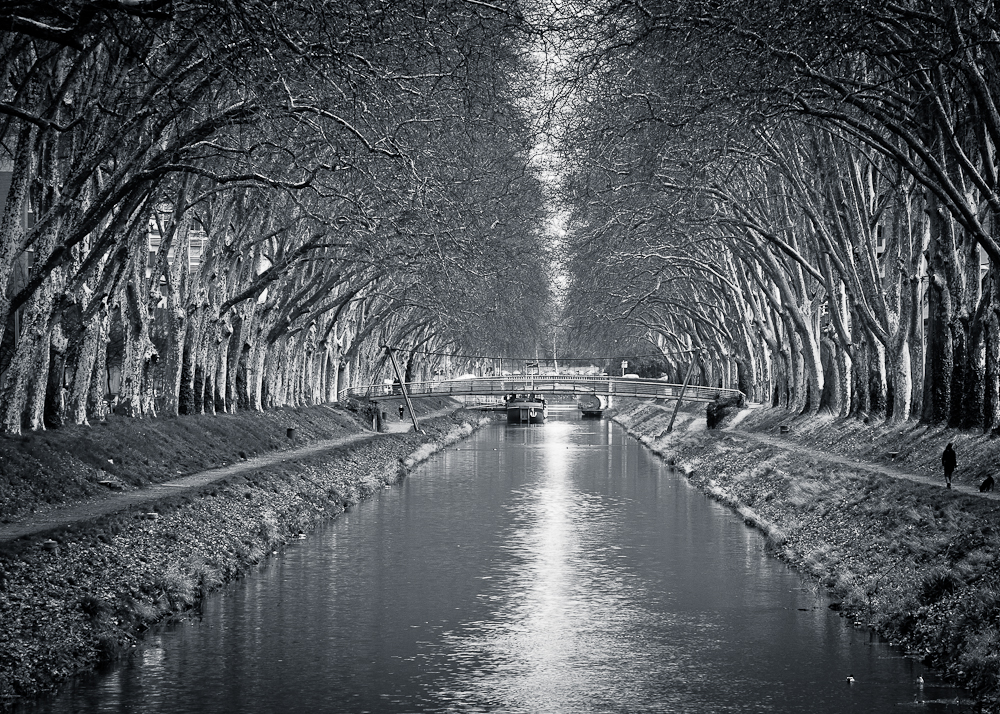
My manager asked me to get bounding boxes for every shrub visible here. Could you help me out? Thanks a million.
[919,567,963,605]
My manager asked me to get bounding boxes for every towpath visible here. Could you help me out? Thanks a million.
[721,410,1000,502]
[0,408,456,544]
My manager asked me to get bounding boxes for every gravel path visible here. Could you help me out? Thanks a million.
[725,419,1000,501]
[0,408,458,544]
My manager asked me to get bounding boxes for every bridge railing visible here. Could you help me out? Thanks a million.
[344,375,744,404]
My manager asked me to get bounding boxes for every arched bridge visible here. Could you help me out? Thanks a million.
[349,375,745,404]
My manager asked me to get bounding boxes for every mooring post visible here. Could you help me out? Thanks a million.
[386,346,420,433]
[666,351,700,433]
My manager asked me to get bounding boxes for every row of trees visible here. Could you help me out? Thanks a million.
[0,0,553,433]
[555,0,1000,430]
[13,0,997,434]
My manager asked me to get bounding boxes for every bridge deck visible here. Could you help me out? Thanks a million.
[349,375,743,404]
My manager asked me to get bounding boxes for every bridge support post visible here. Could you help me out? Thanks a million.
[386,346,421,433]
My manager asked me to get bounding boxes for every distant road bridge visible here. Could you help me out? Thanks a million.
[349,375,744,404]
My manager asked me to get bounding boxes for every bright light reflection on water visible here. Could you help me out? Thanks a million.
[430,422,670,712]
[23,411,966,713]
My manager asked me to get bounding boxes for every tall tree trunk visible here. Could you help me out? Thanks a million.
[86,309,111,422]
[788,324,807,413]
[42,310,69,428]
[0,122,37,352]
[159,217,190,417]
[985,267,1000,434]
[118,245,155,418]
[852,317,871,415]
[1,226,61,433]
[890,339,911,423]
[908,274,926,420]
[179,306,206,415]
[262,340,282,409]
[957,238,986,429]
[249,324,268,411]
[317,342,330,403]
[922,195,955,423]
[867,335,887,418]
[820,334,843,415]
[226,307,253,411]
[69,299,104,425]
[215,319,232,413]
[26,310,55,431]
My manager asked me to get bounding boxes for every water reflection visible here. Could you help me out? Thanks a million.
[430,422,667,712]
[24,413,964,713]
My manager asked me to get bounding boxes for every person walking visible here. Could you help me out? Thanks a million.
[942,443,957,489]
[398,404,405,419]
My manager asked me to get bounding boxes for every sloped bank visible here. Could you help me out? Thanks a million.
[614,401,1000,711]
[0,409,486,711]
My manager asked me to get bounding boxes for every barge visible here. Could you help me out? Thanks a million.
[506,393,547,424]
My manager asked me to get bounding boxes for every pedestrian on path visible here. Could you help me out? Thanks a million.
[399,404,405,419]
[942,443,957,489]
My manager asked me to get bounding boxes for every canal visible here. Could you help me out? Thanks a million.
[29,410,960,712]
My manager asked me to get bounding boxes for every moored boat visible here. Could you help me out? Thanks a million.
[506,393,547,424]
[577,393,607,418]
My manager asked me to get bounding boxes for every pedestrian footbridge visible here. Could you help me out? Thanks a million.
[350,375,744,404]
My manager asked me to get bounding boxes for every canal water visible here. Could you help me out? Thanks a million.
[29,410,963,713]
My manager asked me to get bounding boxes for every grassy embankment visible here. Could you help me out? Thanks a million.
[614,400,1000,711]
[0,398,483,711]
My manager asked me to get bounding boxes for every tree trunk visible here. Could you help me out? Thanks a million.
[922,195,955,424]
[180,305,205,415]
[263,340,282,409]
[820,335,843,415]
[889,337,912,423]
[226,307,253,411]
[26,312,54,431]
[0,122,37,352]
[68,300,104,425]
[249,324,268,411]
[86,310,111,422]
[869,336,887,418]
[162,304,188,417]
[852,318,871,415]
[908,275,926,421]
[1,222,60,433]
[957,237,986,429]
[788,324,806,413]
[215,319,232,413]
[339,358,351,400]
[985,267,1000,434]
[118,257,155,418]
[42,311,69,428]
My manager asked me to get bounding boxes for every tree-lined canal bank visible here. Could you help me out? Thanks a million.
[0,403,482,711]
[615,400,1000,710]
[18,410,956,713]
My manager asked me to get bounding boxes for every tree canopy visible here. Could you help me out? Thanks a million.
[4,0,1000,432]
[551,0,1000,431]
[0,0,553,431]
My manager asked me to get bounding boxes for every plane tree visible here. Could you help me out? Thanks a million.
[0,0,551,431]
[550,0,1000,430]
[665,0,1000,427]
